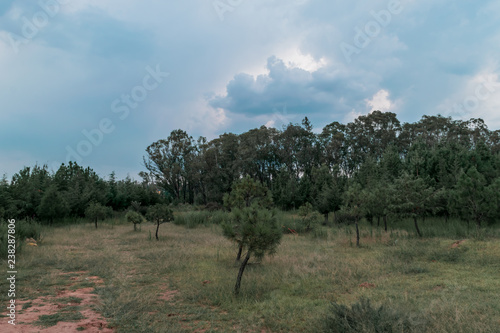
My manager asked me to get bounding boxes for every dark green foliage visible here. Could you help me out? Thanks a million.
[389,173,437,237]
[85,202,112,229]
[146,204,174,239]
[323,298,427,333]
[450,167,500,228]
[311,165,343,224]
[222,206,283,294]
[2,113,500,228]
[144,129,196,203]
[53,162,107,217]
[297,203,322,232]
[223,176,273,210]
[222,207,282,259]
[37,185,70,224]
[126,211,145,231]
[9,164,51,220]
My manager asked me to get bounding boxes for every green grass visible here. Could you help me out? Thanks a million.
[1,214,500,332]
[34,306,85,328]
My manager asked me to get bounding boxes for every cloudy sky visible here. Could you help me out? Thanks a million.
[1,0,499,180]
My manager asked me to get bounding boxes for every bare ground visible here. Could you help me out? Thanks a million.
[1,271,113,333]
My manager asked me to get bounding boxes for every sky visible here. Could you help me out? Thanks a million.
[1,0,500,180]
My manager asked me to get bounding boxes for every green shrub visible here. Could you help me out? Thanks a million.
[0,220,41,259]
[323,297,427,333]
[125,211,144,231]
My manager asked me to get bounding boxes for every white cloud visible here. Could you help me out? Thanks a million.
[277,47,328,72]
[365,89,393,112]
[438,70,500,128]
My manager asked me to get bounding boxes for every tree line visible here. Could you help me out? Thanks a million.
[1,111,500,229]
[144,112,500,229]
[0,162,166,224]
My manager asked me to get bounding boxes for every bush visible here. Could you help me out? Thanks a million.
[125,211,144,231]
[323,297,427,333]
[0,219,42,259]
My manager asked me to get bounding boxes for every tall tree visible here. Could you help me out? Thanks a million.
[144,129,195,203]
[37,185,69,224]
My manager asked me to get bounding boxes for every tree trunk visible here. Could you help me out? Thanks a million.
[384,215,387,232]
[323,212,328,226]
[234,251,251,295]
[475,217,481,229]
[413,216,422,237]
[236,243,243,261]
[134,223,137,231]
[156,221,160,240]
[368,216,373,226]
[355,218,360,247]
[95,217,98,229]
[377,216,380,227]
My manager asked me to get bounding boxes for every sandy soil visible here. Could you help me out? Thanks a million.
[1,271,114,333]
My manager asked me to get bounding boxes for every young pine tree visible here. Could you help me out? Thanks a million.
[146,204,174,240]
[222,206,282,295]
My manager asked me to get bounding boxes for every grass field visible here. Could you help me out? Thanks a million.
[1,215,500,332]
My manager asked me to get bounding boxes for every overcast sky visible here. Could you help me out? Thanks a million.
[1,0,499,180]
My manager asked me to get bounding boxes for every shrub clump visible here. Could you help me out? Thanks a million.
[323,297,427,333]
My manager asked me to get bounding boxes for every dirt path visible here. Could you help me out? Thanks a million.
[1,271,113,333]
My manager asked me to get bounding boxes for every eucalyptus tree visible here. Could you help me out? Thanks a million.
[237,126,279,186]
[319,121,347,174]
[144,129,196,203]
